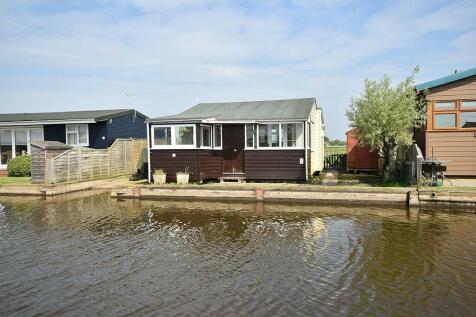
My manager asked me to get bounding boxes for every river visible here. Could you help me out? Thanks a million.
[0,191,475,316]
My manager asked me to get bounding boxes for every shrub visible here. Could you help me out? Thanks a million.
[7,155,31,177]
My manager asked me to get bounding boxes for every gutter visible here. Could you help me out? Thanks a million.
[0,119,96,126]
[147,118,309,124]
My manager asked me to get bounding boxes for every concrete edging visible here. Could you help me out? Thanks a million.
[112,187,409,206]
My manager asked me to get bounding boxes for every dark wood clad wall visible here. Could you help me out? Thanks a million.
[150,149,223,181]
[199,150,223,179]
[426,131,476,176]
[150,149,200,181]
[244,150,306,180]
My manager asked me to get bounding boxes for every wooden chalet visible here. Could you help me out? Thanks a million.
[415,67,476,176]
[147,98,325,182]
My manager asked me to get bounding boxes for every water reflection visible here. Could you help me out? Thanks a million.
[0,193,475,317]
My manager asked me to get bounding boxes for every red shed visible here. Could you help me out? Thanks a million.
[346,129,379,172]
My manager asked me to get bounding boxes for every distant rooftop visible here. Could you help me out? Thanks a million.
[0,109,148,124]
[149,98,318,122]
[415,67,476,92]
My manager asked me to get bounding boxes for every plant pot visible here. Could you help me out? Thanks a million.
[176,172,190,185]
[153,173,167,185]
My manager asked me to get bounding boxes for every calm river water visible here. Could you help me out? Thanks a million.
[0,191,475,316]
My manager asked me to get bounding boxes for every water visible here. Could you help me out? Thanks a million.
[1,191,475,316]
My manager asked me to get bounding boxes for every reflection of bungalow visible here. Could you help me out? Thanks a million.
[0,109,147,174]
[147,98,325,182]
[416,67,476,176]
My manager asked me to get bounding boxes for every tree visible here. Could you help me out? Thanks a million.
[346,68,426,181]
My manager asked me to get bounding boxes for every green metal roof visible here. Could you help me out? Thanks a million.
[415,67,476,92]
[0,109,148,123]
[149,98,317,122]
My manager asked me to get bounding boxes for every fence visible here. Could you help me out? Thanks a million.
[46,138,146,184]
[324,153,347,170]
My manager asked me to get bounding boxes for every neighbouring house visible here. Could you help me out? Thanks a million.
[147,98,325,182]
[346,128,379,172]
[415,67,476,176]
[0,109,148,175]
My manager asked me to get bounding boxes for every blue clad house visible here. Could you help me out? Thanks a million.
[0,109,148,171]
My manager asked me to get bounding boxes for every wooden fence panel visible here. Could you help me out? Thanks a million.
[324,153,347,170]
[46,138,146,184]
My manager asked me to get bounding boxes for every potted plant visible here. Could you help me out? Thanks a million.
[176,166,191,185]
[153,168,167,185]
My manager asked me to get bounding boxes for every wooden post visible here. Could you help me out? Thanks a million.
[78,148,82,181]
[67,151,70,183]
[108,147,111,177]
[90,150,94,180]
[124,140,127,173]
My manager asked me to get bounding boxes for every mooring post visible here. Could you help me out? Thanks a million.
[255,187,264,201]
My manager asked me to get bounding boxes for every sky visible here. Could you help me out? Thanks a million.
[0,0,475,139]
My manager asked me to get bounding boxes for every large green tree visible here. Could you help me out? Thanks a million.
[346,68,426,180]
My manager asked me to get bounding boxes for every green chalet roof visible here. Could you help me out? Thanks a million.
[0,109,147,124]
[149,98,317,122]
[415,67,476,92]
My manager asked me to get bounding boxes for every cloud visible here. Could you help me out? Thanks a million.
[0,0,475,139]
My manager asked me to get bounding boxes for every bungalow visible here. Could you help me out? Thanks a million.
[147,98,325,182]
[415,67,476,176]
[0,109,148,173]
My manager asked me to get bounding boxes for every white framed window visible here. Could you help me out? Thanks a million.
[281,123,304,148]
[0,127,44,166]
[151,124,196,149]
[66,124,89,146]
[256,122,305,149]
[245,124,255,149]
[259,124,279,148]
[213,125,222,149]
[200,125,212,148]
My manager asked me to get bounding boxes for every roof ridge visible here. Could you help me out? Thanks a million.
[0,108,132,116]
[196,97,316,105]
[416,67,476,91]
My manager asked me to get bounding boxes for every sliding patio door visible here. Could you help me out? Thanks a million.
[0,130,13,166]
[0,127,44,167]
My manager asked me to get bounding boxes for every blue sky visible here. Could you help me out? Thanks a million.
[0,0,475,139]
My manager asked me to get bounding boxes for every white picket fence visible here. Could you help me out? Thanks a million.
[46,138,146,184]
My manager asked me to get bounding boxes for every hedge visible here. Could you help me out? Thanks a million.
[7,155,31,177]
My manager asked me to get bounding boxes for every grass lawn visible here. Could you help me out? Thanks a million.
[0,176,32,186]
[325,145,346,155]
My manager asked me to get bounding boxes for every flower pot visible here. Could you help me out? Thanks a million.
[153,173,167,185]
[176,172,190,185]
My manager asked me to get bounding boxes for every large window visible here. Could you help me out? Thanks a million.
[259,124,279,148]
[245,124,255,148]
[434,101,456,110]
[15,130,28,156]
[460,112,476,128]
[153,126,171,145]
[257,123,304,149]
[432,100,476,130]
[214,125,222,148]
[0,130,12,165]
[66,124,89,146]
[200,125,212,148]
[461,100,476,109]
[434,114,456,128]
[281,123,303,148]
[0,127,44,166]
[175,126,194,145]
[151,124,196,148]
